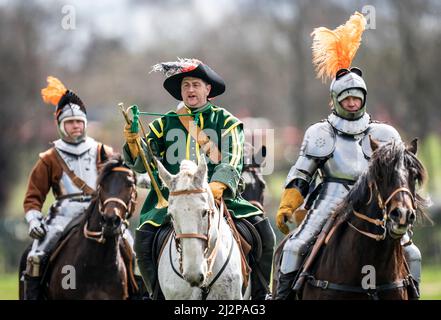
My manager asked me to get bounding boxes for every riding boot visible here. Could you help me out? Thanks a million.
[24,275,42,300]
[248,216,276,300]
[275,271,297,300]
[134,224,164,300]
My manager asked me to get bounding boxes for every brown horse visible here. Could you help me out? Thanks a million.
[297,139,430,300]
[20,155,138,299]
[241,145,266,211]
[270,139,429,300]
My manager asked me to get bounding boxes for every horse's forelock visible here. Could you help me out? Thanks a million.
[175,160,208,191]
[369,141,406,188]
[179,160,197,174]
[96,154,126,187]
[341,140,430,222]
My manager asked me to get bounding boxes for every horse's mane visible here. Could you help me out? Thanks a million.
[96,153,127,187]
[334,140,431,225]
[83,154,133,219]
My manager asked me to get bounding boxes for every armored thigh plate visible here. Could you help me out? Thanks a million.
[280,182,350,274]
[28,200,89,262]
[402,233,422,283]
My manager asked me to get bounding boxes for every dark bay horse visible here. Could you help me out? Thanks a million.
[298,139,429,300]
[20,155,138,299]
[241,145,266,211]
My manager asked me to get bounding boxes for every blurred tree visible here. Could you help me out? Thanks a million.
[0,3,46,217]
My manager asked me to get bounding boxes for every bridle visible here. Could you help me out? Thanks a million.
[170,188,213,244]
[348,181,416,241]
[306,182,418,298]
[168,187,229,296]
[83,166,137,244]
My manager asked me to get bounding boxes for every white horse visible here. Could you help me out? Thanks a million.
[156,157,247,300]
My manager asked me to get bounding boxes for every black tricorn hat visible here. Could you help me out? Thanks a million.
[152,59,226,101]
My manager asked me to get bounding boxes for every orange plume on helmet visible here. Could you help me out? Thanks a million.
[41,76,68,106]
[311,12,366,83]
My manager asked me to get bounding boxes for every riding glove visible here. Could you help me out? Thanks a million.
[25,210,47,240]
[209,181,227,200]
[123,124,141,159]
[276,188,304,234]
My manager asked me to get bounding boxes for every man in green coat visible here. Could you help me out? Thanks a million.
[123,58,275,300]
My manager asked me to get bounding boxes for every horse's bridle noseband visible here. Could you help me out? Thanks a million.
[168,187,223,282]
[348,182,416,241]
[83,166,137,244]
[169,188,213,243]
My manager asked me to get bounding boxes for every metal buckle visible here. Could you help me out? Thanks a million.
[318,280,329,289]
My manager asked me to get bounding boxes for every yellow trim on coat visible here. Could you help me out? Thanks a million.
[233,128,242,167]
[224,116,234,126]
[221,121,241,138]
[230,127,238,166]
[186,131,191,160]
[158,118,164,133]
[137,220,161,229]
[149,122,163,138]
[199,113,204,129]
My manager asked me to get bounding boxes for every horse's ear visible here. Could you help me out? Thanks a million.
[195,155,208,187]
[156,160,174,188]
[408,138,418,155]
[252,145,266,166]
[369,135,381,152]
[260,145,267,158]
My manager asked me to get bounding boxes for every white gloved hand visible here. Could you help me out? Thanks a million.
[25,210,47,240]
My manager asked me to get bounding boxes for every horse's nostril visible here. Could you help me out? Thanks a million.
[389,208,400,221]
[408,210,416,223]
[199,273,204,283]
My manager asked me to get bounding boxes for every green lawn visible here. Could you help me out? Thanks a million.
[420,265,441,300]
[1,265,439,300]
[0,273,18,300]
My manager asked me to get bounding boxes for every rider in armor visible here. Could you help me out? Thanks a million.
[22,77,125,299]
[123,58,276,300]
[275,12,421,299]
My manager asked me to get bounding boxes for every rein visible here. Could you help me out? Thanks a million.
[303,182,416,300]
[168,187,231,298]
[348,183,416,241]
[83,166,136,244]
[308,183,417,298]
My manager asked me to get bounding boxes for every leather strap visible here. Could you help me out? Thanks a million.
[306,274,412,299]
[169,188,206,196]
[177,107,221,164]
[221,198,251,288]
[53,149,95,195]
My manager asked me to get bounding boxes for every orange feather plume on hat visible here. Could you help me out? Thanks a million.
[41,76,67,106]
[311,12,366,82]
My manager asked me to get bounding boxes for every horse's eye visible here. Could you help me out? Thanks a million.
[202,209,209,217]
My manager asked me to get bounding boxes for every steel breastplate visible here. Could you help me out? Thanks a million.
[321,132,369,182]
[55,138,99,195]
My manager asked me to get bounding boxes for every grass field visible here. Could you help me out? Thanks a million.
[0,273,18,300]
[1,265,440,300]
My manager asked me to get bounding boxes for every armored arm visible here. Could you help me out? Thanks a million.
[276,122,334,234]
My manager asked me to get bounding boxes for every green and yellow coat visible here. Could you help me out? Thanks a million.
[123,102,262,228]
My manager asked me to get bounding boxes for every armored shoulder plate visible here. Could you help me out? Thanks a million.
[300,121,336,158]
[361,122,402,158]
